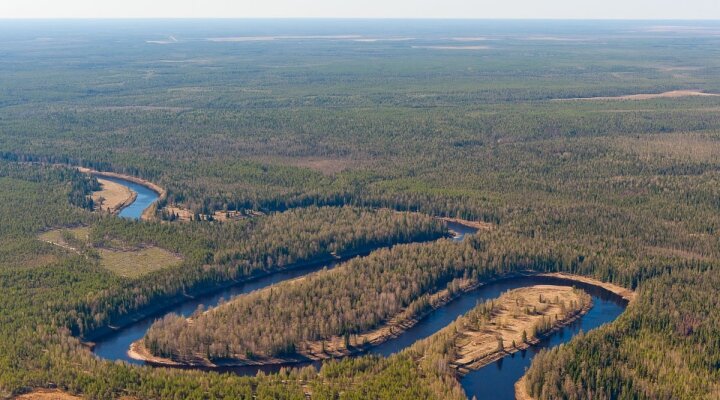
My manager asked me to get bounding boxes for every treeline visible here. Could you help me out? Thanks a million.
[0,161,95,239]
[524,266,720,400]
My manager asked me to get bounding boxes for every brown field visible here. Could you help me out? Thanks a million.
[98,246,182,278]
[91,178,135,214]
[14,390,82,400]
[38,227,181,277]
[557,90,719,101]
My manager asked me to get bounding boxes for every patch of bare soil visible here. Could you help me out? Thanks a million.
[14,390,82,400]
[556,90,719,101]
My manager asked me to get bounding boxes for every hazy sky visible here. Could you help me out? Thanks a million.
[1,0,719,19]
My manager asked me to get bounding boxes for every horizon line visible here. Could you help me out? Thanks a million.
[2,17,720,21]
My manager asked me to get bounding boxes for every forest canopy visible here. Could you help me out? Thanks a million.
[1,20,720,400]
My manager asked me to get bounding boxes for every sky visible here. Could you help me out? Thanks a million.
[1,0,719,20]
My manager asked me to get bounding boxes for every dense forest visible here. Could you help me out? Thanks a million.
[524,268,720,399]
[73,206,445,337]
[1,19,720,399]
[0,162,453,399]
[143,234,603,363]
[144,239,485,361]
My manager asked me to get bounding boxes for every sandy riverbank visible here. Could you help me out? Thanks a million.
[128,277,482,367]
[77,167,166,220]
[92,178,137,214]
[450,285,591,374]
[511,272,635,400]
[515,376,533,400]
[534,272,635,302]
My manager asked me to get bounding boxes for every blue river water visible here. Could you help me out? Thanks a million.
[98,175,159,219]
[89,178,626,399]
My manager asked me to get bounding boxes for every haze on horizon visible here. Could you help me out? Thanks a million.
[1,0,719,20]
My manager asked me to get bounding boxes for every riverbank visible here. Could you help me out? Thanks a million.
[92,178,137,214]
[77,167,166,220]
[515,376,533,400]
[450,285,592,374]
[534,272,635,302]
[129,277,483,367]
[510,272,635,400]
[127,271,632,368]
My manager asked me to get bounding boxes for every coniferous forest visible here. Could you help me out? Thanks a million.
[1,19,720,399]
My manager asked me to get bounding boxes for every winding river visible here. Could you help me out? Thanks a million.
[98,175,160,219]
[91,176,627,400]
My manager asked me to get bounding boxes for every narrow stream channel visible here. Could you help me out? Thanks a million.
[91,176,627,400]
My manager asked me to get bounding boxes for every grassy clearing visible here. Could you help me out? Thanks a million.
[39,226,181,278]
[97,246,182,278]
[38,226,90,250]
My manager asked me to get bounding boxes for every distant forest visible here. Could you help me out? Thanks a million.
[0,20,719,399]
